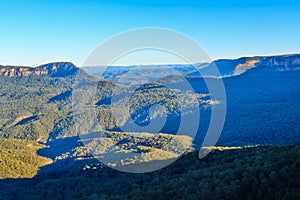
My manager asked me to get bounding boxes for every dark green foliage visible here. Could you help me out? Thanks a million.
[0,71,212,142]
[0,143,299,200]
[1,59,300,146]
[0,56,300,199]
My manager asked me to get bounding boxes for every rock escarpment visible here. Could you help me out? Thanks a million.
[0,62,79,77]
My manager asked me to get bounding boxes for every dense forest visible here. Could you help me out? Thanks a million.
[0,55,300,199]
[1,57,300,147]
[0,66,214,142]
[0,138,51,178]
[0,143,299,200]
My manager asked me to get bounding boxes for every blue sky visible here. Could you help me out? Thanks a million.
[0,0,300,66]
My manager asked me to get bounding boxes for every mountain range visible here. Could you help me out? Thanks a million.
[0,53,299,199]
[0,54,299,146]
[83,54,300,84]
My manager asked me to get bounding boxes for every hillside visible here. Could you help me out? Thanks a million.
[0,62,214,142]
[0,55,300,147]
[0,138,52,178]
[0,54,299,199]
[0,143,299,199]
[0,131,194,179]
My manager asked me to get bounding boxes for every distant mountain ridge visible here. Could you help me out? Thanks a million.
[83,54,300,84]
[0,53,299,146]
[0,54,299,200]
[0,62,79,77]
[213,54,300,75]
[1,54,299,79]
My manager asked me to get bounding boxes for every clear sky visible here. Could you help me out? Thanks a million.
[0,0,300,66]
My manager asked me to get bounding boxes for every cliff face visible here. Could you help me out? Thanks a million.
[259,54,300,71]
[0,62,79,77]
[1,54,300,78]
[233,58,261,75]
[202,54,300,77]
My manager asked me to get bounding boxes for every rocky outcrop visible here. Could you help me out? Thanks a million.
[2,54,300,79]
[234,58,261,75]
[201,54,300,77]
[0,62,79,77]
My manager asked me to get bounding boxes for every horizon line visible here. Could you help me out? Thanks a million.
[1,52,299,68]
